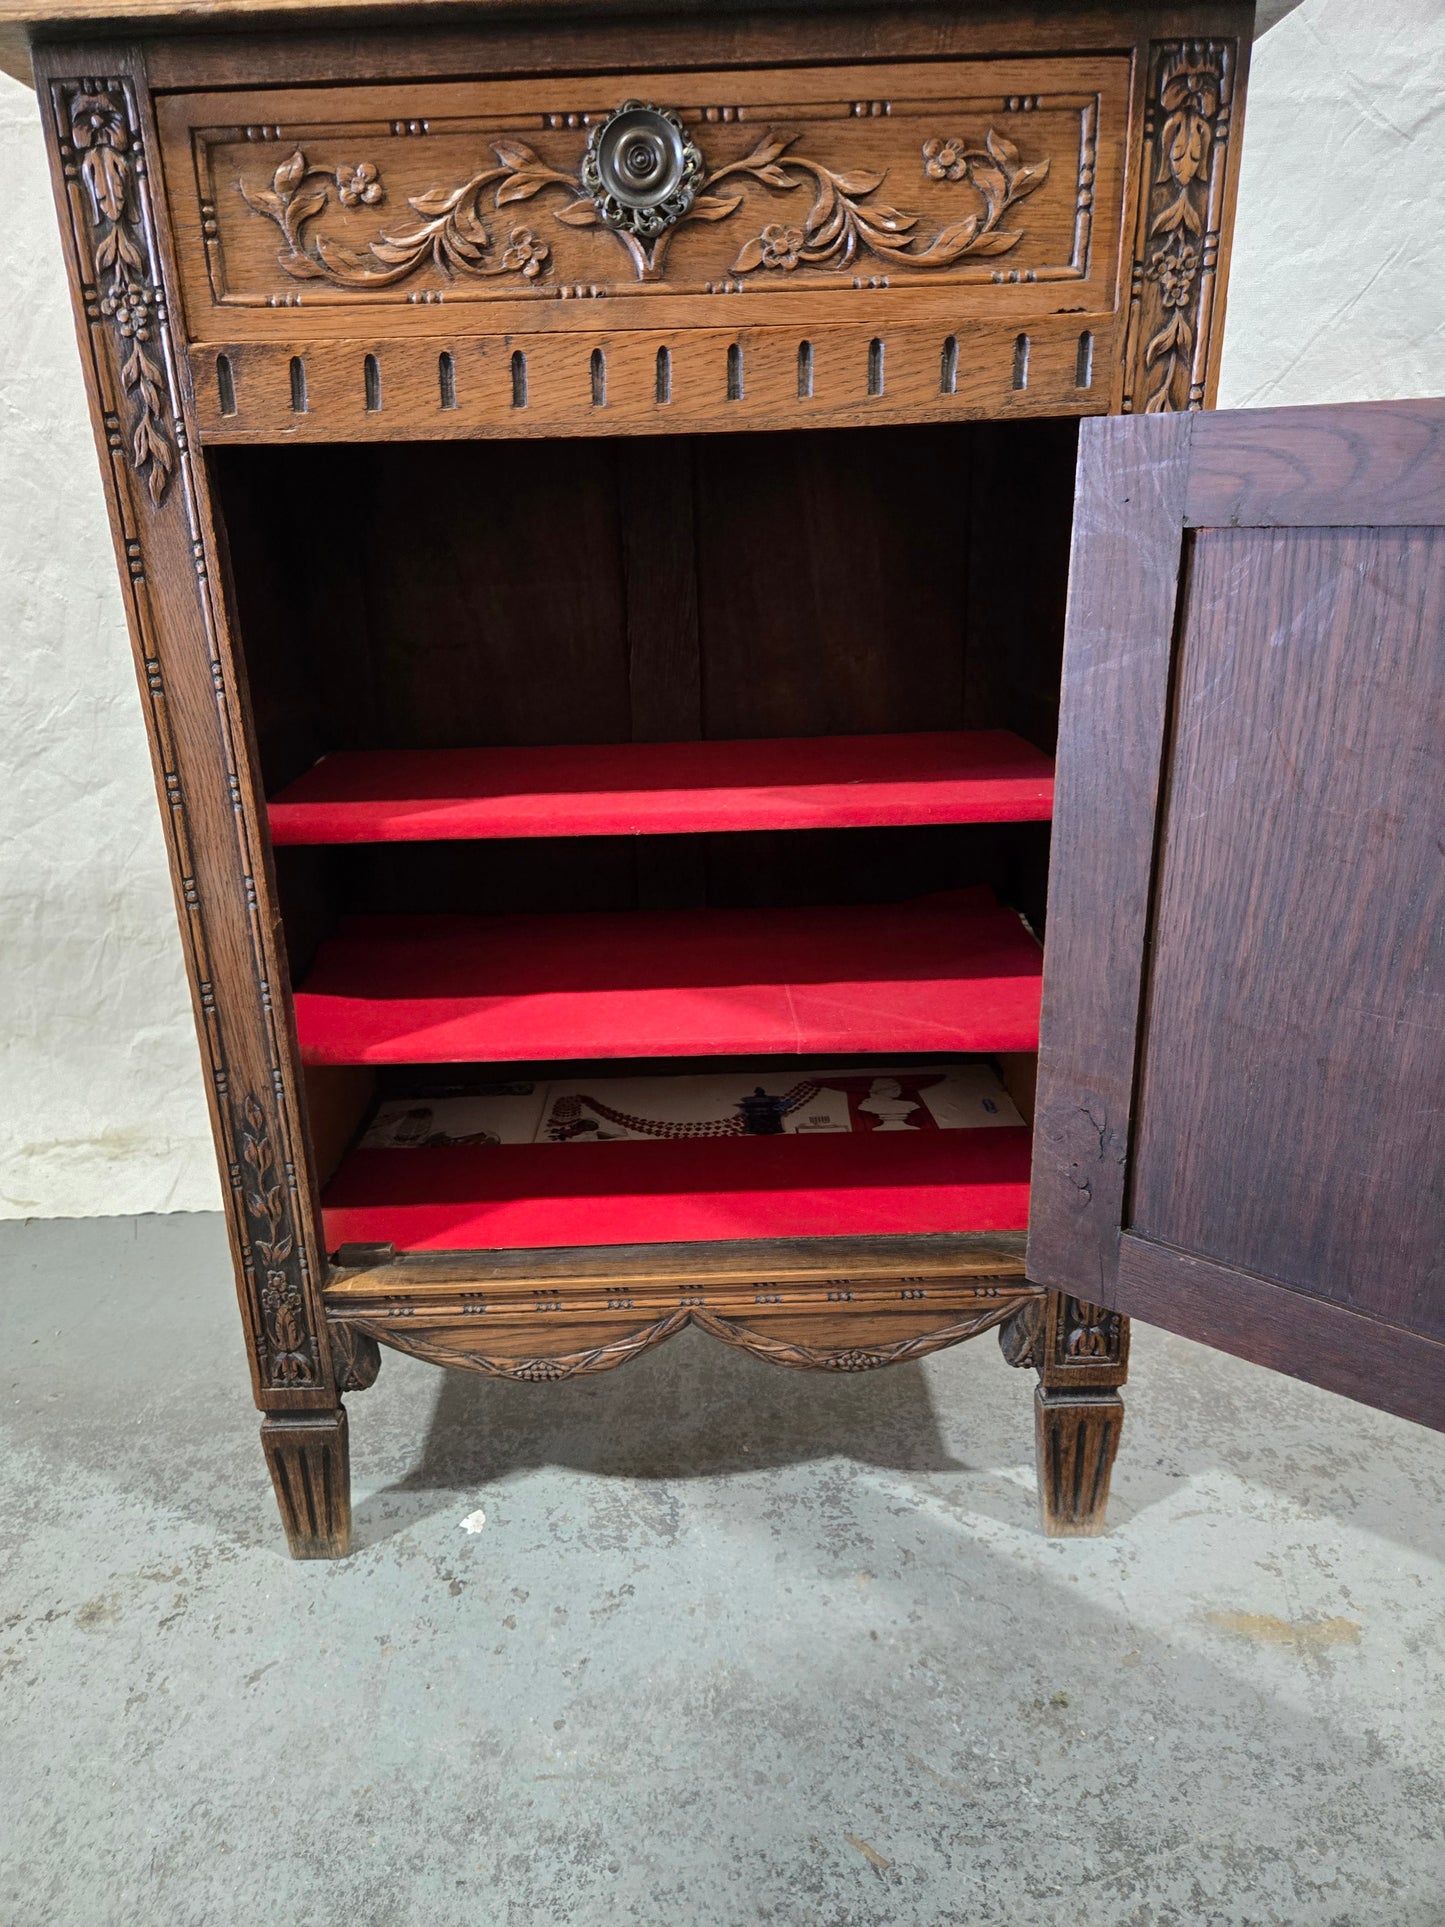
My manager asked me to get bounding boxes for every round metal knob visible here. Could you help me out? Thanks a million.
[582,101,703,240]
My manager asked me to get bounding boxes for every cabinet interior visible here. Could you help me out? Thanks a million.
[211,416,1078,1256]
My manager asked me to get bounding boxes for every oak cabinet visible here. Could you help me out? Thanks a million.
[28,1,1437,1565]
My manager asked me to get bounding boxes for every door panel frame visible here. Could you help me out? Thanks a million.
[1029,399,1445,1429]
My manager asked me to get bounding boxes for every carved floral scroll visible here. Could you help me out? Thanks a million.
[239,119,1051,290]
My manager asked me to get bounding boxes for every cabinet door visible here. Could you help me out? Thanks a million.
[1029,400,1445,1430]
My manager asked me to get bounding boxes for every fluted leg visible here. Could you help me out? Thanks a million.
[261,1408,351,1558]
[1035,1388,1123,1537]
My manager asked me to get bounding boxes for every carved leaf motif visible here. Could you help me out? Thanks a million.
[273,150,307,195]
[496,174,547,203]
[744,133,792,167]
[1161,109,1211,186]
[689,193,743,221]
[969,161,1008,211]
[907,213,980,261]
[285,186,330,230]
[240,184,284,219]
[1008,158,1051,201]
[553,199,602,226]
[492,138,541,170]
[1153,193,1203,237]
[273,1305,304,1351]
[730,234,765,272]
[82,144,128,223]
[957,229,1022,257]
[409,181,469,215]
[831,167,886,197]
[859,203,915,234]
[986,128,1020,170]
[366,233,437,264]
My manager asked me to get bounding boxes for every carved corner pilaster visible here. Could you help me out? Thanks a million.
[1123,39,1240,414]
[37,48,332,1409]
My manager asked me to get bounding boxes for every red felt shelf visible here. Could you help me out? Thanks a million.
[321,1126,1033,1251]
[268,730,1054,844]
[293,887,1043,1066]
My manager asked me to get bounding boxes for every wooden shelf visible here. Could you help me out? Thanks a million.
[292,887,1043,1065]
[321,1125,1033,1252]
[268,730,1054,844]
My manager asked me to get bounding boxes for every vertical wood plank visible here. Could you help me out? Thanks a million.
[1026,411,1191,1298]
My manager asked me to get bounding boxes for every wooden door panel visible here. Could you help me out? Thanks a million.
[1130,524,1445,1333]
[1030,400,1445,1430]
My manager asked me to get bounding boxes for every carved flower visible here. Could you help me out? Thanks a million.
[1160,51,1220,122]
[759,222,806,270]
[337,161,383,208]
[500,225,550,277]
[100,282,155,341]
[70,91,127,150]
[1148,233,1200,308]
[922,136,967,182]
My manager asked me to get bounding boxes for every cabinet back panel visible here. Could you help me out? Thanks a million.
[695,426,971,739]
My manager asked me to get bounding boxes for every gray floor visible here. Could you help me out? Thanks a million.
[1,1215,1442,1927]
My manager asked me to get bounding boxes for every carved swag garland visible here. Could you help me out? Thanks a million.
[241,120,1050,288]
[63,84,175,504]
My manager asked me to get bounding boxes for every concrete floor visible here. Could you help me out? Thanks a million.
[1,1214,1442,1927]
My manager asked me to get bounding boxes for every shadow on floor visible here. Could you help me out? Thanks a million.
[352,1325,1008,1545]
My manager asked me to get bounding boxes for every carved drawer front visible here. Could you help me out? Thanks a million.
[157,56,1131,436]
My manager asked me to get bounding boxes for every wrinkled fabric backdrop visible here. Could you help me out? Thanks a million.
[1,0,1442,1217]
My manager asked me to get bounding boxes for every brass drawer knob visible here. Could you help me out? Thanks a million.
[582,101,703,240]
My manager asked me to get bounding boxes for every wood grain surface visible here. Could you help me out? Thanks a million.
[1026,411,1191,1299]
[1032,397,1445,1432]
[1130,524,1445,1335]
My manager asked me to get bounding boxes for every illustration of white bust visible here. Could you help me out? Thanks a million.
[856,1076,922,1131]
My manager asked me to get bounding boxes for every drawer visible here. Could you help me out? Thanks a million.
[160,59,1127,329]
[157,55,1132,435]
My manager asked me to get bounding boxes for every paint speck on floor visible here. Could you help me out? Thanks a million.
[1202,1610,1363,1647]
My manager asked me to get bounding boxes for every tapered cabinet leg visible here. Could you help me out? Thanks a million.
[261,1409,351,1559]
[1035,1388,1123,1538]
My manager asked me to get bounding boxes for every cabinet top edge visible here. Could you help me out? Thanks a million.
[8,0,1260,87]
